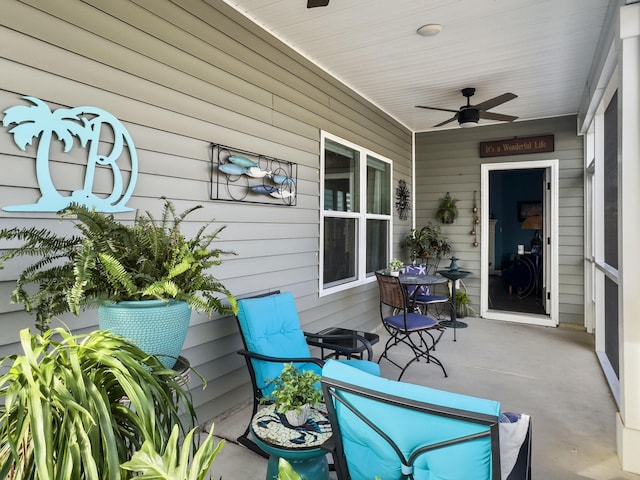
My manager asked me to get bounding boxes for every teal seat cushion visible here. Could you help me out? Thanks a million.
[322,360,500,480]
[237,292,315,394]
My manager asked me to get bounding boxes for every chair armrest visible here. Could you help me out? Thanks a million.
[304,331,374,360]
[237,349,324,368]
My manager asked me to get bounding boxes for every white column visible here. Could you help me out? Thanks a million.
[618,2,640,474]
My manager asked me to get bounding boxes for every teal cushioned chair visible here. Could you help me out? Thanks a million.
[321,360,531,480]
[235,291,380,458]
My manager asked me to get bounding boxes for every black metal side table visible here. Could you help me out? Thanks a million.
[437,259,472,341]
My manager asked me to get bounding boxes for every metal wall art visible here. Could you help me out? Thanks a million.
[2,96,138,212]
[395,179,410,220]
[210,143,297,206]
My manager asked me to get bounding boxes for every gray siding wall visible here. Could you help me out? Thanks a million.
[415,116,584,326]
[0,0,411,421]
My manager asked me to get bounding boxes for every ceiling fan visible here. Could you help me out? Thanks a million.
[307,0,329,7]
[416,88,518,128]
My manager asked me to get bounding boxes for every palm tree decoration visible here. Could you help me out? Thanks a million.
[2,96,138,212]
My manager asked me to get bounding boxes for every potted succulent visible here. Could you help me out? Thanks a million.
[436,192,459,224]
[404,223,452,261]
[388,258,404,276]
[264,363,323,426]
[0,198,238,368]
[0,327,200,479]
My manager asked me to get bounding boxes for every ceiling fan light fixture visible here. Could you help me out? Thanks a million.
[458,108,479,128]
[416,24,443,37]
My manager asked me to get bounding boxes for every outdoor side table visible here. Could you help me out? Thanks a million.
[306,327,379,360]
[251,403,332,480]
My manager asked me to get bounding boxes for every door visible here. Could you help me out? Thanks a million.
[480,160,558,327]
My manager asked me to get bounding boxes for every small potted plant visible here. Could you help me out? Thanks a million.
[265,363,323,426]
[453,290,473,318]
[436,192,459,224]
[388,258,404,276]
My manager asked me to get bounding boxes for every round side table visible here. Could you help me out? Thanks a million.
[251,403,332,480]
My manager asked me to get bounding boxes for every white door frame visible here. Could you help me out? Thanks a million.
[480,160,559,327]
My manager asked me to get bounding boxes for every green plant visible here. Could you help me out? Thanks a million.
[121,425,224,480]
[436,192,458,224]
[453,290,473,317]
[0,327,199,479]
[265,363,323,414]
[388,258,403,272]
[404,223,452,260]
[0,198,238,331]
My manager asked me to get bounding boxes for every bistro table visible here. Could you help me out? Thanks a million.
[251,403,332,480]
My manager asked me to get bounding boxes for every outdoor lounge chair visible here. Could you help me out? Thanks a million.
[235,290,380,458]
[321,360,532,480]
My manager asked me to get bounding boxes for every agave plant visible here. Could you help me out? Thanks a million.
[0,328,200,480]
[0,198,237,331]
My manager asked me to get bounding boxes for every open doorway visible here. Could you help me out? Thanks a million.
[480,160,558,327]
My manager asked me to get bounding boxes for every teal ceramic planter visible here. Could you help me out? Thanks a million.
[98,300,191,369]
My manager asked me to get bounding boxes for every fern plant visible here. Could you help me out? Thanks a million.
[0,199,238,330]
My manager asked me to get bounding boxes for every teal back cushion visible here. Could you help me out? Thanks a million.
[322,360,501,480]
[237,292,317,395]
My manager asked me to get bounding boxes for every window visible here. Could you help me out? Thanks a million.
[320,132,392,294]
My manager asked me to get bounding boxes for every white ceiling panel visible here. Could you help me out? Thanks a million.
[221,0,611,132]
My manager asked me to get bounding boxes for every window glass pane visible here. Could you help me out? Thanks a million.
[604,91,618,269]
[366,156,391,215]
[323,217,357,286]
[366,219,389,275]
[324,139,359,212]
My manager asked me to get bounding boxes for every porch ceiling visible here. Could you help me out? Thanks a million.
[220,0,611,133]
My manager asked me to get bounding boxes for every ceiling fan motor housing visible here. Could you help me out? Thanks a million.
[459,107,480,126]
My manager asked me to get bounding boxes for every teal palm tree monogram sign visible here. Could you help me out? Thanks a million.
[2,96,138,212]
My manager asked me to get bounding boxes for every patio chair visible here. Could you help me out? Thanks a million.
[235,290,380,458]
[402,263,450,321]
[375,272,447,379]
[321,360,532,480]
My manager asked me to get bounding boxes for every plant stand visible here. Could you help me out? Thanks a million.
[251,404,332,480]
[437,266,472,341]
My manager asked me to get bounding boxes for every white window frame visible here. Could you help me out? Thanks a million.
[319,131,393,296]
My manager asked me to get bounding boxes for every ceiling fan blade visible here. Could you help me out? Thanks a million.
[416,105,459,114]
[307,0,329,7]
[474,93,517,112]
[433,114,459,127]
[478,111,518,122]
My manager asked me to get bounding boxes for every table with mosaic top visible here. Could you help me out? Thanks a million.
[251,403,332,480]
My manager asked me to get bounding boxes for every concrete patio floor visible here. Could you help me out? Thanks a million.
[205,316,640,479]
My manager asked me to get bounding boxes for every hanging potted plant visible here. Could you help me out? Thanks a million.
[264,363,324,426]
[0,198,238,368]
[436,192,459,224]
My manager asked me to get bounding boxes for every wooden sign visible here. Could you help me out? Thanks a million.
[479,135,554,158]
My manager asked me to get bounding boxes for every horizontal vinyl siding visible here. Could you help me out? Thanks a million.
[0,0,411,421]
[415,116,584,326]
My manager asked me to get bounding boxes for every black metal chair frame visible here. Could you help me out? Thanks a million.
[376,272,447,380]
[234,291,375,460]
[405,259,451,321]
